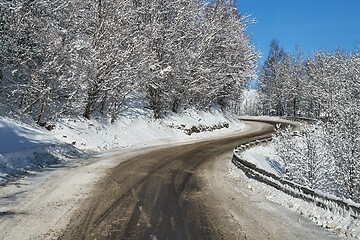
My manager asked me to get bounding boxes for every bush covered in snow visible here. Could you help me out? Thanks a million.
[273,123,360,202]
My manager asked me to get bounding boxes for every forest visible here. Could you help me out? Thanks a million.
[0,0,257,124]
[259,40,360,201]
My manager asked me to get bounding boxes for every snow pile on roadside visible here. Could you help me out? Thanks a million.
[51,109,244,151]
[0,117,83,185]
[238,143,360,239]
[0,109,243,185]
[240,144,285,176]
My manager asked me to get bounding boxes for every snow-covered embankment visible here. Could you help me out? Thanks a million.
[0,118,83,185]
[0,109,244,185]
[233,140,360,239]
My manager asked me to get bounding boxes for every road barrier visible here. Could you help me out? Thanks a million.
[232,138,360,219]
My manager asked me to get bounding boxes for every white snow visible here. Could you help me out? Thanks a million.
[238,89,260,115]
[51,108,244,151]
[0,117,82,185]
[237,142,360,239]
[0,109,244,185]
[240,144,285,176]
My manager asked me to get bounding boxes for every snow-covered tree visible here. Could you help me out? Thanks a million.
[272,48,360,200]
[305,51,347,122]
[284,46,305,117]
[259,42,307,117]
[0,0,76,124]
[193,0,257,110]
[274,124,336,192]
[238,88,260,115]
[133,0,258,117]
[0,0,258,121]
[259,40,288,116]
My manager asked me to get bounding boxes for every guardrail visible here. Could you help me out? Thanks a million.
[232,138,360,219]
[283,116,318,123]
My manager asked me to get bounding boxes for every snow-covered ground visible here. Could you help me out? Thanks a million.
[50,108,244,151]
[0,109,244,185]
[240,145,284,176]
[238,143,360,239]
[0,117,83,185]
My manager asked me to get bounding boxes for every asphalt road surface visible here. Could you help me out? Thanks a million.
[59,119,339,240]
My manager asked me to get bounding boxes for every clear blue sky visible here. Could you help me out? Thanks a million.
[236,0,360,63]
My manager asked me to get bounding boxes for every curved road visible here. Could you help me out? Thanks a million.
[59,119,338,240]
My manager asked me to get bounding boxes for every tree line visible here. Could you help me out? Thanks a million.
[260,40,360,201]
[0,0,258,124]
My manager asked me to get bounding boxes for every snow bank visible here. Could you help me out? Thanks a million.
[51,109,244,151]
[0,117,83,185]
[240,145,285,176]
[0,109,244,185]
[238,143,360,239]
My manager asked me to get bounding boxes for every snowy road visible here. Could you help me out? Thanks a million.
[0,119,339,239]
[58,119,338,240]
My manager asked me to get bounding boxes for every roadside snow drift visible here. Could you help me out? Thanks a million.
[239,142,360,239]
[0,109,244,185]
[0,117,82,185]
[51,109,244,151]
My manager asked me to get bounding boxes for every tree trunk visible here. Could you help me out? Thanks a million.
[293,98,297,117]
[148,85,162,119]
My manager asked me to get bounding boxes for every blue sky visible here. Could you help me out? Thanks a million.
[236,0,360,63]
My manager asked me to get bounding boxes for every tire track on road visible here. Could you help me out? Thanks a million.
[59,120,294,239]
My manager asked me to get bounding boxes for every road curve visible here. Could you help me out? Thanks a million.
[59,119,338,240]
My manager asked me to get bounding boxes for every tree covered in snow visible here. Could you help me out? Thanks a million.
[273,124,336,192]
[328,122,360,201]
[0,0,258,122]
[304,50,349,121]
[259,41,359,121]
[237,88,261,115]
[259,39,288,116]
[0,0,78,124]
[259,41,307,117]
[266,45,360,201]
